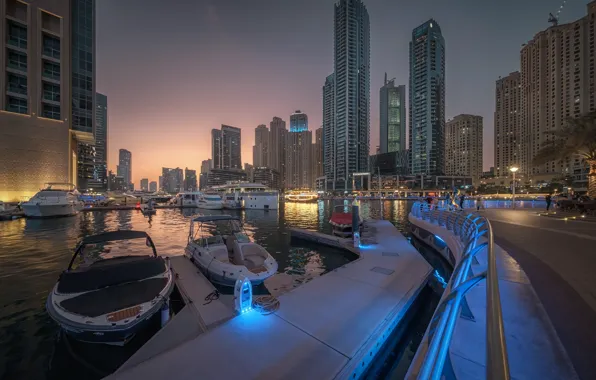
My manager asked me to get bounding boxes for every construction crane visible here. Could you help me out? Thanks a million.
[548,0,568,27]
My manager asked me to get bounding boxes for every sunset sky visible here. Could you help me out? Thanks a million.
[96,0,588,186]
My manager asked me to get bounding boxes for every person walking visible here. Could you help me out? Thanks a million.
[545,193,552,211]
[459,193,465,210]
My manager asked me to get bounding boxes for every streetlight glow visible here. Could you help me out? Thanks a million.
[510,167,519,173]
[510,166,518,209]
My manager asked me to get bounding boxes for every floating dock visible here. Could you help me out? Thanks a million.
[107,220,432,380]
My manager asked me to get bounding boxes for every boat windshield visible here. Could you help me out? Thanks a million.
[203,195,221,201]
[192,218,249,246]
[70,235,156,271]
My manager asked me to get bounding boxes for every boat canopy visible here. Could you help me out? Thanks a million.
[192,215,241,222]
[81,230,151,245]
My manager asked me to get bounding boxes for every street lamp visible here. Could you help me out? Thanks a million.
[510,167,519,209]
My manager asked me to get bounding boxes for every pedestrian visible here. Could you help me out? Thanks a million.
[476,195,482,211]
[459,193,465,209]
[545,193,552,211]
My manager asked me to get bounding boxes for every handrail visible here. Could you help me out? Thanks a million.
[410,201,510,380]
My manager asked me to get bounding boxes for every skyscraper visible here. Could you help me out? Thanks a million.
[149,181,157,192]
[140,178,149,191]
[323,73,335,185]
[312,127,324,183]
[380,74,406,154]
[268,117,287,187]
[253,124,269,167]
[211,129,222,169]
[494,72,523,178]
[445,115,483,182]
[521,2,596,184]
[409,19,446,175]
[199,159,212,190]
[93,92,108,191]
[289,110,308,132]
[184,167,197,191]
[117,149,132,190]
[72,0,96,189]
[221,125,242,170]
[286,127,312,189]
[162,167,183,193]
[327,0,370,190]
[0,0,71,201]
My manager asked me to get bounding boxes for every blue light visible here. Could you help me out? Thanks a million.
[434,235,446,244]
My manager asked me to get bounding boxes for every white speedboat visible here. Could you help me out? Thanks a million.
[21,183,84,218]
[46,230,174,345]
[185,215,278,286]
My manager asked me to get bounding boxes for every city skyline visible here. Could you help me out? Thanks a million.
[95,0,590,184]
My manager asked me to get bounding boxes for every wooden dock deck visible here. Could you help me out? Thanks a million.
[107,220,432,380]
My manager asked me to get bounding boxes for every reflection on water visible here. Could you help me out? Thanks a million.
[0,200,416,379]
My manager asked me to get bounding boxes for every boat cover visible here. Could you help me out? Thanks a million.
[81,230,149,245]
[329,212,353,227]
[58,256,167,294]
[59,277,169,317]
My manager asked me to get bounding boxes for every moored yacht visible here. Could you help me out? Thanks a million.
[21,183,84,218]
[210,183,279,210]
[285,191,318,203]
[169,191,223,209]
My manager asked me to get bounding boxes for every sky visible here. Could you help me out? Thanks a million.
[97,0,589,186]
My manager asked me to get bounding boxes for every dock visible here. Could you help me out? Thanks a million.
[107,219,432,380]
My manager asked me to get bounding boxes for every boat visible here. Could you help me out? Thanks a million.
[210,182,279,210]
[185,215,278,286]
[285,191,318,203]
[141,198,157,215]
[21,183,84,218]
[329,204,362,237]
[46,230,174,345]
[169,192,224,209]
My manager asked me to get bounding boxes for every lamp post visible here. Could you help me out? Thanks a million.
[510,167,519,209]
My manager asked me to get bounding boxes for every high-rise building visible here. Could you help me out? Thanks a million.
[253,124,269,167]
[244,163,254,182]
[521,2,596,186]
[312,127,324,183]
[207,169,246,187]
[93,92,108,191]
[380,74,406,154]
[72,0,96,190]
[286,128,313,189]
[289,110,308,132]
[212,125,241,170]
[184,167,197,191]
[162,167,183,193]
[327,0,370,191]
[140,178,149,191]
[323,73,335,186]
[494,72,523,178]
[199,159,212,190]
[211,129,222,169]
[445,115,483,182]
[116,149,132,190]
[149,181,157,192]
[409,19,446,175]
[254,167,281,190]
[0,0,72,201]
[268,117,287,188]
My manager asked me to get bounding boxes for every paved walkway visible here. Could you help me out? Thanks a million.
[480,209,596,380]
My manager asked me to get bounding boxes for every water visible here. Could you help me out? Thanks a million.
[0,200,416,380]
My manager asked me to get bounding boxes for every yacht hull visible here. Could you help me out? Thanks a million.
[22,203,81,218]
[197,202,223,210]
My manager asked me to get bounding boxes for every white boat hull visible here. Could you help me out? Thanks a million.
[22,203,82,218]
[197,202,223,210]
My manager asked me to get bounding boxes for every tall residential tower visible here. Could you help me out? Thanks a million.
[94,92,108,191]
[289,110,308,132]
[445,115,483,182]
[380,74,406,154]
[116,149,132,190]
[409,19,446,175]
[494,72,523,178]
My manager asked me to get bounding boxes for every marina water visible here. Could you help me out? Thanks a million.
[0,200,426,380]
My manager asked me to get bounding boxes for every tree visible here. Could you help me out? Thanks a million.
[533,112,596,198]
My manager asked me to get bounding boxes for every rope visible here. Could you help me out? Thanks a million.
[252,295,280,315]
[203,289,220,305]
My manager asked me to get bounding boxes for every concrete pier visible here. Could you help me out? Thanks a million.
[107,220,432,380]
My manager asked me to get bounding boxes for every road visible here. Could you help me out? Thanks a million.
[481,209,596,379]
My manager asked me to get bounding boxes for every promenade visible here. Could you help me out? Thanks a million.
[480,209,596,380]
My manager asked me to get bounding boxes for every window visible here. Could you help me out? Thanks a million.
[42,34,60,59]
[7,50,27,71]
[42,104,60,120]
[42,82,60,102]
[42,60,60,80]
[7,20,27,49]
[6,96,27,114]
[7,73,27,95]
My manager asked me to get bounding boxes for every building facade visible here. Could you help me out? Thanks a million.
[221,124,241,170]
[521,2,596,189]
[184,167,197,191]
[207,169,246,187]
[211,129,221,169]
[286,129,313,189]
[199,158,212,190]
[140,178,148,191]
[312,127,323,183]
[0,0,73,201]
[409,19,446,175]
[244,163,254,182]
[494,72,523,178]
[116,149,131,190]
[322,73,335,186]
[162,167,183,194]
[93,92,107,190]
[445,115,483,183]
[327,0,370,190]
[253,124,269,168]
[289,110,308,132]
[380,74,406,154]
[149,181,157,192]
[253,167,281,190]
[268,116,287,188]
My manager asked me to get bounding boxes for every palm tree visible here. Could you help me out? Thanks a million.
[533,112,596,198]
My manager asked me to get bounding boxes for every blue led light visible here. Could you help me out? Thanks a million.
[434,235,446,244]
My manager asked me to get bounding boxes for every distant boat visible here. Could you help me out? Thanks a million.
[329,204,362,237]
[169,191,223,209]
[210,182,279,210]
[21,183,84,218]
[285,191,318,203]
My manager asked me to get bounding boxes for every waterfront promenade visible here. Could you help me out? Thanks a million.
[480,209,596,380]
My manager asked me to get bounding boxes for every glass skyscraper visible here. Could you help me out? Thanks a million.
[325,0,370,191]
[93,92,108,191]
[289,110,308,132]
[380,74,406,154]
[409,19,445,175]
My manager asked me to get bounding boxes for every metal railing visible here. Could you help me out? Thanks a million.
[410,202,510,380]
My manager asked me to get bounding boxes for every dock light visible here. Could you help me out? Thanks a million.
[234,275,252,314]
